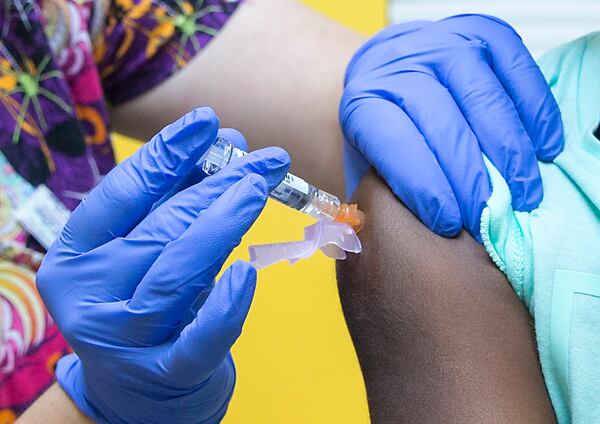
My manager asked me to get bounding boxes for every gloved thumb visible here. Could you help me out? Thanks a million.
[165,261,257,386]
[55,354,100,420]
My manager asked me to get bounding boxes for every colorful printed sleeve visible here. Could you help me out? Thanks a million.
[94,0,243,105]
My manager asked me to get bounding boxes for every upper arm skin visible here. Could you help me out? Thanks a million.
[18,384,92,424]
[337,172,556,423]
[110,0,364,198]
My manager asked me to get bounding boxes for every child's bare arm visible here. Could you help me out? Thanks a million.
[337,171,556,423]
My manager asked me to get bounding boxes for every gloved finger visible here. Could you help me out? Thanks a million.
[72,148,287,304]
[166,128,249,195]
[150,128,250,212]
[341,95,462,236]
[346,20,431,78]
[60,107,219,253]
[130,146,289,247]
[125,174,269,344]
[165,261,256,386]
[388,73,492,238]
[438,14,564,161]
[342,139,371,200]
[218,128,248,151]
[439,40,543,212]
[54,354,86,412]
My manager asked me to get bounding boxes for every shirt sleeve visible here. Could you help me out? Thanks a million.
[94,0,243,105]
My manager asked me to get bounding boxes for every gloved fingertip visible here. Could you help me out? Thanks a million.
[470,228,484,244]
[204,261,256,338]
[244,147,290,190]
[186,106,219,129]
[226,261,257,314]
[54,355,100,420]
[145,108,222,180]
[407,187,463,238]
[55,353,79,379]
[387,176,463,237]
[267,149,291,189]
[506,169,543,212]
[430,213,463,238]
[460,206,484,242]
[239,173,269,199]
[255,146,291,168]
[270,146,291,166]
[512,190,543,212]
[530,92,565,162]
[231,259,258,278]
[159,107,218,141]
[218,128,248,152]
[535,128,564,162]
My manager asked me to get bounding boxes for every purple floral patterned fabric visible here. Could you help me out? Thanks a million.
[98,0,242,105]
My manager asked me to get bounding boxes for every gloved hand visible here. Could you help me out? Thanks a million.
[36,107,290,423]
[340,14,564,240]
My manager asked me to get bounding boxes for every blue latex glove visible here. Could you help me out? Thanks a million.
[37,108,290,423]
[340,14,564,239]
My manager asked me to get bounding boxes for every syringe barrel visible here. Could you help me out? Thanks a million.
[200,138,341,221]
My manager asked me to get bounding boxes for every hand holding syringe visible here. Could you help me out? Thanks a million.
[201,138,365,232]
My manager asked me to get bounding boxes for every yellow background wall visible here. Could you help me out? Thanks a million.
[301,0,386,35]
[112,1,386,422]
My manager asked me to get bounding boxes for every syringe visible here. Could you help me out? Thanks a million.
[201,138,365,232]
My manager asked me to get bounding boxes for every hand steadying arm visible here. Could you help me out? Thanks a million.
[111,5,564,241]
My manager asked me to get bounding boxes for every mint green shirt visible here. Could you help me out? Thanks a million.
[481,33,600,423]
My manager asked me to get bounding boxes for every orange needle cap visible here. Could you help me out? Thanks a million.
[334,203,365,233]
